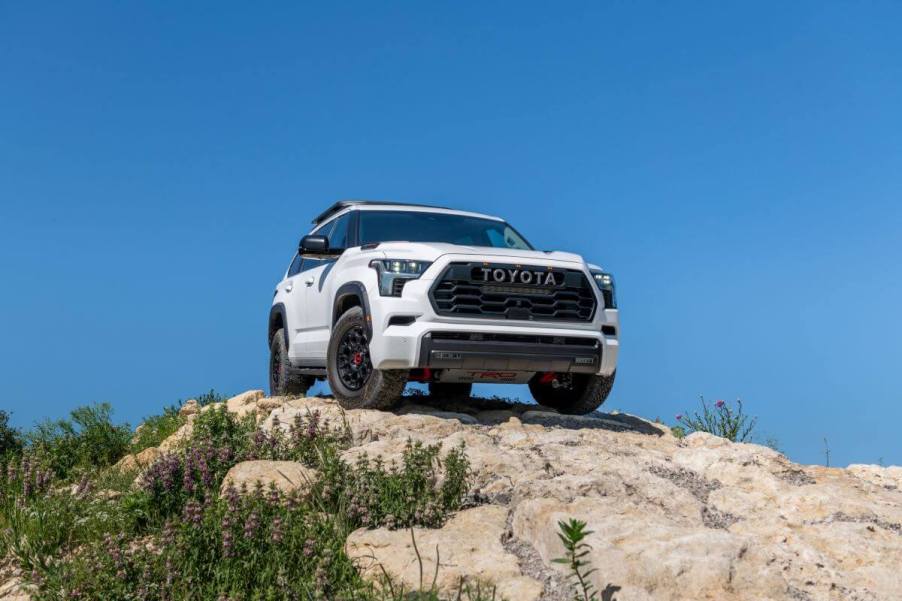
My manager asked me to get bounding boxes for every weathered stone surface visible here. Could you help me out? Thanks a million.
[179,399,200,417]
[347,505,543,601]
[115,446,163,473]
[265,396,902,600]
[226,390,265,413]
[157,422,193,451]
[219,460,317,496]
[0,564,29,601]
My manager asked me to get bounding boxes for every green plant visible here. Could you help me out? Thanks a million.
[554,518,598,601]
[194,388,227,406]
[675,397,757,443]
[130,405,185,454]
[0,410,23,458]
[322,440,470,530]
[27,403,132,479]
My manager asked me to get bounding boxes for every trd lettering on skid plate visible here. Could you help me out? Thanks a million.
[467,371,518,381]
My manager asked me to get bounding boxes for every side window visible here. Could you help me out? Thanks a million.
[311,220,335,238]
[328,213,352,249]
[287,253,303,277]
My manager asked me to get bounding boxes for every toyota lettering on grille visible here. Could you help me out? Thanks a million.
[473,266,560,287]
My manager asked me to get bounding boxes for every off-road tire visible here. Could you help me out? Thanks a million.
[428,382,473,400]
[328,307,407,410]
[528,371,616,415]
[269,328,313,397]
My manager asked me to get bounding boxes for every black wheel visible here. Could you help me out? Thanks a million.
[327,307,407,409]
[527,371,616,415]
[269,328,313,397]
[428,382,473,400]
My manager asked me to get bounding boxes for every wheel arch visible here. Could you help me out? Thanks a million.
[269,303,289,348]
[333,282,372,336]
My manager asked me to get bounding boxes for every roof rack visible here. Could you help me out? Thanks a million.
[312,200,454,224]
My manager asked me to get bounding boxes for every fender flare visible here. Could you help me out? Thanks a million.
[333,282,373,337]
[268,303,289,348]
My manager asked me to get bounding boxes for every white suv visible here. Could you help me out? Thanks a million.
[268,201,619,414]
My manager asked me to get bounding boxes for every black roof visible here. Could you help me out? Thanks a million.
[312,200,454,224]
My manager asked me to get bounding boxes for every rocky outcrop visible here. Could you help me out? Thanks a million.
[219,460,317,497]
[107,390,902,600]
[347,505,544,601]
[0,561,28,601]
[260,395,902,601]
[114,446,163,473]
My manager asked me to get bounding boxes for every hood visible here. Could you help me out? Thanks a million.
[369,242,586,266]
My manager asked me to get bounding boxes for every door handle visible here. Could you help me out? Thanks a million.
[305,277,315,286]
[285,283,293,293]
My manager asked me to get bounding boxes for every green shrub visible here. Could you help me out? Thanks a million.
[675,397,757,443]
[27,403,132,479]
[324,440,470,530]
[194,388,227,406]
[129,405,184,454]
[0,410,22,458]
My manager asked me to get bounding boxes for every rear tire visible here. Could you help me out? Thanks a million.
[327,307,407,410]
[428,382,473,400]
[269,328,313,397]
[528,371,616,415]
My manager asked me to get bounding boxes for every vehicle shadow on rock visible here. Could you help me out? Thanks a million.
[393,392,666,437]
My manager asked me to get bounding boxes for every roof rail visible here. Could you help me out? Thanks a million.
[312,200,454,224]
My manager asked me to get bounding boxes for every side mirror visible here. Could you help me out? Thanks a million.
[299,235,329,254]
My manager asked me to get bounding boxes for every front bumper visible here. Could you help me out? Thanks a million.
[368,286,619,376]
[419,333,602,374]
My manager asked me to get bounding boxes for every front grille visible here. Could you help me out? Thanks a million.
[430,262,597,322]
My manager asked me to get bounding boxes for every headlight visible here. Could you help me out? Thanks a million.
[591,271,617,309]
[370,259,432,296]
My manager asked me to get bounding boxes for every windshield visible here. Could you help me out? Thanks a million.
[357,210,533,250]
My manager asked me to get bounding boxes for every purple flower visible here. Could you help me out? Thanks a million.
[224,484,240,512]
[715,400,725,409]
[244,510,259,538]
[675,414,683,421]
[183,499,204,526]
[271,515,284,543]
[221,523,234,558]
[306,411,321,439]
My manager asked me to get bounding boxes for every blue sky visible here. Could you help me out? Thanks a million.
[1,2,900,467]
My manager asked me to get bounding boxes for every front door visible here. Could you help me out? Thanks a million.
[300,212,352,364]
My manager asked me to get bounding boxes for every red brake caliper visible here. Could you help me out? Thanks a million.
[539,372,556,384]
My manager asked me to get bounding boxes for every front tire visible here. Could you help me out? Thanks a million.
[269,328,313,397]
[327,307,407,410]
[528,371,616,415]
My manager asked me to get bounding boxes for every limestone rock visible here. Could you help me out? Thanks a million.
[179,399,200,417]
[0,570,30,601]
[157,422,193,451]
[115,447,163,473]
[346,505,543,601]
[226,390,264,413]
[264,396,902,601]
[219,460,316,496]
